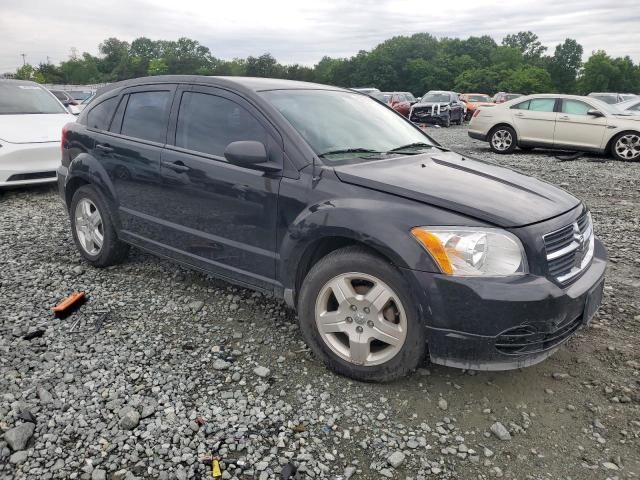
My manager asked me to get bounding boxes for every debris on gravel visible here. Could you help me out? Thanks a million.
[1,126,639,479]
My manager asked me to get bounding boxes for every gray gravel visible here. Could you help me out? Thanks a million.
[1,125,639,479]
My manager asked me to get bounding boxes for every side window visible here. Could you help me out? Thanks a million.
[562,100,592,115]
[175,91,268,158]
[630,103,640,112]
[120,91,172,143]
[86,96,119,131]
[512,100,530,110]
[528,98,556,112]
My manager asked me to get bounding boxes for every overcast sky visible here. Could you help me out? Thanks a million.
[1,0,639,73]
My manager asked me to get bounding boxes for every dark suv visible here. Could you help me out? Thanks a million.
[58,76,607,381]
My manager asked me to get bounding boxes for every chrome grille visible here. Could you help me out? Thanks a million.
[543,213,594,284]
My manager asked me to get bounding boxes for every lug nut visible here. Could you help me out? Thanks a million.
[363,307,370,314]
[350,305,357,311]
[346,317,353,323]
[356,326,363,333]
[367,320,374,327]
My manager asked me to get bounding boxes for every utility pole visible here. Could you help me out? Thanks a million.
[46,56,51,64]
[20,53,26,65]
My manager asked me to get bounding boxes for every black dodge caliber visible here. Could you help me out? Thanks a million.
[58,76,607,381]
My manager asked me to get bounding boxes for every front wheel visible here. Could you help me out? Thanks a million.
[611,132,640,161]
[297,246,426,382]
[443,115,451,128]
[489,126,517,154]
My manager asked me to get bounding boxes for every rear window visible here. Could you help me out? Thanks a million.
[0,82,66,115]
[86,97,119,131]
[120,91,172,143]
[512,98,556,112]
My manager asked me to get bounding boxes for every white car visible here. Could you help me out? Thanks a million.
[468,94,640,161]
[0,80,76,187]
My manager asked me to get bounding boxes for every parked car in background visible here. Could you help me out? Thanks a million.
[409,91,464,127]
[51,89,79,106]
[615,98,640,114]
[588,92,637,104]
[68,90,94,102]
[0,79,76,187]
[76,93,96,113]
[468,94,640,161]
[493,92,522,103]
[59,75,606,380]
[460,93,494,120]
[382,92,413,117]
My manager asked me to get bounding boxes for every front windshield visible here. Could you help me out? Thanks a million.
[69,91,92,101]
[421,93,451,103]
[0,83,67,114]
[404,92,416,102]
[468,95,491,102]
[261,89,434,160]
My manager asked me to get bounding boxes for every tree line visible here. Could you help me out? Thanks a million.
[12,31,640,95]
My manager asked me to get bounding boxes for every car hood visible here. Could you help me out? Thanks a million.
[0,113,75,143]
[333,151,580,228]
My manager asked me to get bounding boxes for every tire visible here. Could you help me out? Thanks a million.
[297,246,426,382]
[70,185,129,267]
[443,115,451,128]
[610,132,640,161]
[489,125,518,154]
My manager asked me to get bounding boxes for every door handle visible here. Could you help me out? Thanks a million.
[514,112,524,117]
[162,161,190,173]
[95,143,114,153]
[559,115,570,120]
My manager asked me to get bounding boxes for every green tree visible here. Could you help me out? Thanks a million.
[15,63,35,80]
[547,39,583,93]
[498,65,553,94]
[147,58,169,76]
[502,31,547,61]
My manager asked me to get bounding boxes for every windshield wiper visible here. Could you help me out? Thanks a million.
[387,142,434,153]
[318,148,383,157]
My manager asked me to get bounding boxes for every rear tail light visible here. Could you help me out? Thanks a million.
[472,109,481,118]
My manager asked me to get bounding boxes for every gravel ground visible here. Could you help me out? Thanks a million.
[1,126,639,480]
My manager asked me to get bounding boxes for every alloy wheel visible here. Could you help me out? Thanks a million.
[491,129,513,151]
[74,198,104,255]
[314,272,407,366]
[615,134,640,160]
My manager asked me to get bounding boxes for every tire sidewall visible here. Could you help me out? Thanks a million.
[489,126,517,154]
[297,248,426,382]
[69,185,118,265]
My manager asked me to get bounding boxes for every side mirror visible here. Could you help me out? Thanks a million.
[224,141,280,172]
[587,109,604,118]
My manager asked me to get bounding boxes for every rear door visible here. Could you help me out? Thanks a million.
[157,85,283,290]
[554,98,607,150]
[510,98,558,144]
[95,84,176,234]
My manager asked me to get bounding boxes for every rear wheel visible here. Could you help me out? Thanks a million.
[611,132,640,161]
[70,185,129,267]
[489,126,517,154]
[298,246,426,382]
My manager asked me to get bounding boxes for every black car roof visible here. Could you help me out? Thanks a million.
[97,75,348,97]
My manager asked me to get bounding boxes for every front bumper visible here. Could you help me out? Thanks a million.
[0,141,60,187]
[410,110,450,125]
[403,239,607,370]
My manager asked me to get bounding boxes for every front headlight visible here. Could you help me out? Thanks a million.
[411,227,527,276]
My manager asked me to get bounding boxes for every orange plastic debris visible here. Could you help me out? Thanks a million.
[52,291,86,316]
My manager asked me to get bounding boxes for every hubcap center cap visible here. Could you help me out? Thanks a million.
[354,312,367,325]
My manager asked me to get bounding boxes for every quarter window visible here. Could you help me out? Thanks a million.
[175,91,268,157]
[120,91,172,143]
[562,100,592,115]
[86,97,119,131]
